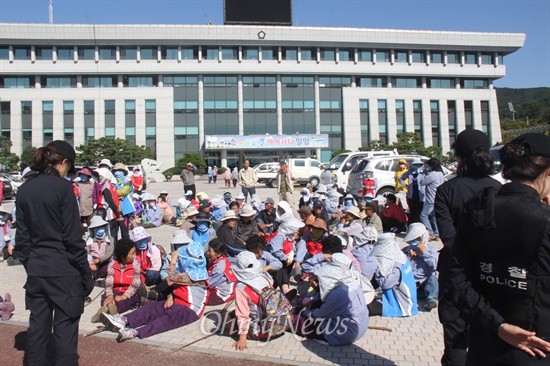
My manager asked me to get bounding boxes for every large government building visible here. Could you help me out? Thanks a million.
[0,22,525,168]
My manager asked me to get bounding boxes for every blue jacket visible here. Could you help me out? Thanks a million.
[376,260,418,317]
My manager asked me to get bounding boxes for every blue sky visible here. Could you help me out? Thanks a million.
[0,0,548,88]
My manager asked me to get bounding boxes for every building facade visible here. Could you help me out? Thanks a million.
[0,23,525,168]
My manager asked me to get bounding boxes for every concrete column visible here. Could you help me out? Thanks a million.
[155,95,175,167]
[404,99,415,133]
[96,99,105,138]
[52,100,64,141]
[258,47,262,63]
[34,75,41,89]
[117,75,124,88]
[115,99,125,139]
[455,99,466,133]
[8,46,13,62]
[354,48,358,64]
[297,47,302,63]
[488,97,502,144]
[369,98,379,142]
[314,76,320,134]
[386,99,398,144]
[335,48,340,64]
[31,46,36,63]
[421,99,433,146]
[276,75,283,134]
[178,46,182,62]
[73,46,78,62]
[157,46,161,62]
[137,46,141,63]
[135,99,146,146]
[443,51,448,66]
[472,100,483,130]
[73,100,85,147]
[198,75,205,152]
[238,75,244,135]
[439,100,451,153]
[76,75,82,88]
[10,101,23,156]
[52,46,57,63]
[116,46,120,62]
[95,46,99,63]
[221,150,228,168]
[31,100,43,148]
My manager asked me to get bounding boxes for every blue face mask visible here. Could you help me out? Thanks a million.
[114,171,125,179]
[409,239,420,247]
[196,222,209,233]
[94,227,106,240]
[344,199,353,206]
[135,238,149,251]
[79,175,89,183]
[224,197,231,204]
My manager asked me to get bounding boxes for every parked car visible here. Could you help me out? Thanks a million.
[254,158,324,188]
[347,155,430,199]
[320,150,398,190]
[0,175,14,201]
[1,173,24,194]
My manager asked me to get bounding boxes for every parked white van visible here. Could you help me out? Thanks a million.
[320,150,397,190]
[254,158,324,188]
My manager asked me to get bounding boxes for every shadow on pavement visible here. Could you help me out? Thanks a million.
[302,338,397,366]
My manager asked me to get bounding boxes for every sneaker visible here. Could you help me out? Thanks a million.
[101,312,127,331]
[117,328,138,343]
[91,306,108,323]
[425,298,438,310]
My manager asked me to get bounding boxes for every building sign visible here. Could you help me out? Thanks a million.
[205,134,329,150]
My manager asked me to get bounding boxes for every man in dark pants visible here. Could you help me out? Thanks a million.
[435,129,501,365]
[180,162,197,199]
[14,140,94,365]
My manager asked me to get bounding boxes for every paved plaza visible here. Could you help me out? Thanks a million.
[0,176,444,366]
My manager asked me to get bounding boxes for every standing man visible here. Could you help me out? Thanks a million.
[276,160,296,207]
[180,162,197,199]
[238,159,258,202]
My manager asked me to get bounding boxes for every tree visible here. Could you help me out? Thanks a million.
[76,138,155,166]
[177,152,206,169]
[0,136,20,171]
[358,140,389,151]
[330,149,351,161]
[20,145,37,170]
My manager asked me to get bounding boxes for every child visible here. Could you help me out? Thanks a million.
[132,227,162,285]
[101,239,209,342]
[361,171,378,202]
[88,216,114,279]
[206,238,237,305]
[91,238,141,323]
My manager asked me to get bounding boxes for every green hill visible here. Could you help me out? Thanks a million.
[496,87,550,130]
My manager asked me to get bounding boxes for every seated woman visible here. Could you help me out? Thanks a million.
[245,236,296,301]
[157,195,176,225]
[350,226,379,281]
[235,205,259,245]
[180,206,199,234]
[380,194,407,233]
[225,251,274,351]
[370,233,418,317]
[140,193,163,228]
[101,239,209,342]
[206,238,237,305]
[293,252,369,346]
[301,234,361,275]
[91,238,141,323]
[132,227,162,285]
[87,216,114,279]
[189,212,217,252]
[293,218,328,278]
[265,201,304,266]
[217,210,242,257]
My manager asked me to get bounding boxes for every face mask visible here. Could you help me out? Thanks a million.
[224,197,231,204]
[94,227,106,240]
[135,238,149,251]
[149,202,156,208]
[409,239,420,247]
[344,199,353,206]
[79,175,89,183]
[196,222,209,233]
[311,228,324,242]
[0,215,4,225]
[114,171,125,179]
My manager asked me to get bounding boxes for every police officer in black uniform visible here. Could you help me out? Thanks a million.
[14,141,94,365]
[447,133,550,365]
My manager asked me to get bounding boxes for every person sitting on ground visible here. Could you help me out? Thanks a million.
[362,204,383,234]
[293,252,369,346]
[157,195,176,225]
[185,190,199,210]
[235,205,259,245]
[226,251,275,351]
[198,199,216,224]
[332,231,362,274]
[196,191,209,203]
[350,226,378,282]
[301,233,361,274]
[342,194,357,211]
[132,193,143,219]
[265,201,304,265]
[218,192,232,217]
[370,233,418,317]
[217,210,242,257]
[361,171,378,202]
[250,194,264,215]
[91,238,141,323]
[180,206,198,234]
[88,216,114,279]
[132,227,162,285]
[206,238,237,305]
[293,218,328,278]
[381,193,408,232]
[175,197,190,225]
[159,190,172,207]
[402,223,439,311]
[312,199,330,225]
[101,239,209,342]
[298,188,312,209]
[245,236,296,301]
[235,192,246,208]
[210,195,224,223]
[229,201,240,216]
[336,206,364,239]
[256,197,278,235]
[325,188,343,231]
[130,167,144,194]
[189,212,217,252]
[296,205,315,240]
[140,193,163,228]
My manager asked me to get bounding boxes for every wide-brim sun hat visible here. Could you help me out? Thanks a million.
[140,193,157,202]
[220,210,239,221]
[194,212,211,223]
[88,215,109,229]
[112,163,129,175]
[92,168,117,184]
[171,230,192,244]
[240,205,256,217]
[308,217,328,232]
[185,206,199,216]
[77,167,93,177]
[236,192,245,200]
[132,226,152,243]
[316,185,328,194]
[99,158,113,169]
[345,206,362,219]
[403,222,429,243]
[0,205,11,215]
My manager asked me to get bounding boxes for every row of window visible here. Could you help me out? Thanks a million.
[0,45,504,66]
[0,75,491,90]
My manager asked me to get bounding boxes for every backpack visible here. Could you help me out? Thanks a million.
[251,287,293,338]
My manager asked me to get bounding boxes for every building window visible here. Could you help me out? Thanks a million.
[357,77,386,88]
[261,47,277,60]
[378,100,388,144]
[320,48,335,61]
[447,52,460,64]
[430,52,443,63]
[42,76,76,88]
[242,47,259,60]
[481,54,493,65]
[413,100,422,135]
[14,47,31,60]
[181,47,198,60]
[160,47,178,60]
[429,78,454,88]
[411,51,425,63]
[63,101,74,114]
[396,100,405,133]
[375,50,390,62]
[120,46,137,60]
[392,78,419,88]
[82,76,115,88]
[448,100,457,144]
[360,100,370,146]
[0,102,11,140]
[105,100,115,114]
[430,101,440,147]
[1,77,31,88]
[497,54,504,65]
[163,75,198,87]
[462,79,488,89]
[481,101,490,134]
[99,47,116,60]
[21,101,32,114]
[221,47,238,60]
[319,76,351,87]
[395,51,408,63]
[465,52,477,64]
[123,76,157,87]
[282,47,297,61]
[140,47,157,60]
[300,48,315,61]
[339,48,353,61]
[464,101,473,130]
[42,101,54,144]
[243,75,277,134]
[0,47,8,60]
[358,49,372,62]
[202,47,218,60]
[35,47,53,60]
[57,47,74,60]
[78,47,95,60]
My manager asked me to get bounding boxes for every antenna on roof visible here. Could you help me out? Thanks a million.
[49,0,53,24]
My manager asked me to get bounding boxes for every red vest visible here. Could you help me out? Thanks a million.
[362,178,376,197]
[265,231,293,255]
[305,240,323,256]
[112,261,136,294]
[135,249,152,284]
